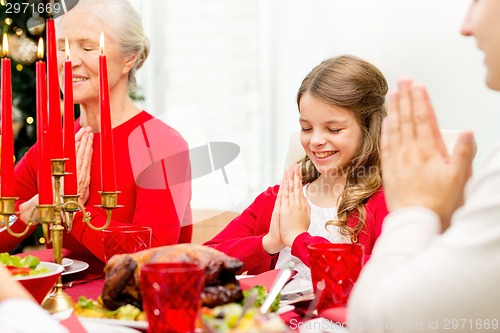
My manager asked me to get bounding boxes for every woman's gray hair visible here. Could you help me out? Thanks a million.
[57,0,149,92]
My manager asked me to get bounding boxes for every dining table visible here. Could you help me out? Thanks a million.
[19,248,349,333]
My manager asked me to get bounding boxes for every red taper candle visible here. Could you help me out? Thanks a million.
[98,33,116,192]
[46,18,63,160]
[63,38,77,195]
[1,34,15,197]
[36,38,53,204]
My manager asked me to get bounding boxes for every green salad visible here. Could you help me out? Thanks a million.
[0,252,49,276]
[243,285,280,312]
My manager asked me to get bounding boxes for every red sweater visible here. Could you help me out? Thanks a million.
[204,185,388,274]
[2,111,192,270]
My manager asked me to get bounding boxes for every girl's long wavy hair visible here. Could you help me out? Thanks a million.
[297,55,388,242]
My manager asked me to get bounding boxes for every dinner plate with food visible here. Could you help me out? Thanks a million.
[74,244,292,332]
[74,296,148,330]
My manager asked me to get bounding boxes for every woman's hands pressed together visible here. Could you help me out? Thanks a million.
[381,79,475,231]
[74,127,93,206]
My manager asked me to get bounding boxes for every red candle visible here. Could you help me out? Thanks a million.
[46,18,63,160]
[36,38,53,205]
[1,34,15,197]
[63,38,77,195]
[98,33,116,192]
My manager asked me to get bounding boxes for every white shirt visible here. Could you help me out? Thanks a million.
[275,185,350,280]
[0,299,68,333]
[348,141,500,332]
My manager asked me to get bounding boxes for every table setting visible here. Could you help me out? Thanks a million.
[0,4,355,332]
[1,171,364,332]
[6,239,362,333]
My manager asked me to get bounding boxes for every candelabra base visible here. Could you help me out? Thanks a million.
[41,284,75,314]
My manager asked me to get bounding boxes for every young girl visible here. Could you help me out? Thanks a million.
[205,55,389,279]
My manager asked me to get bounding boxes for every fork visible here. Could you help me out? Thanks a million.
[62,274,102,289]
[302,279,326,321]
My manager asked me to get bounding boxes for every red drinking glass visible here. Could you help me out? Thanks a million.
[308,243,364,313]
[140,262,205,333]
[102,225,151,262]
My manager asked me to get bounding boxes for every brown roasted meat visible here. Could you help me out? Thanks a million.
[101,244,244,310]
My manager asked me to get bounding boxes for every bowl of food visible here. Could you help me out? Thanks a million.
[1,253,64,304]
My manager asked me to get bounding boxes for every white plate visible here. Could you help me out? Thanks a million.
[236,275,313,297]
[62,259,89,276]
[81,321,143,333]
[79,317,208,332]
[276,304,295,315]
[80,317,148,331]
[281,278,313,296]
[298,318,350,333]
[62,258,74,268]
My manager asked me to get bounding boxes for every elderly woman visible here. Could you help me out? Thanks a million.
[1,0,192,271]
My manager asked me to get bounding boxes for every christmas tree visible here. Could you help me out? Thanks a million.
[0,0,47,159]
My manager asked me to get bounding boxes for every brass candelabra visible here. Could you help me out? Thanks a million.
[0,158,120,313]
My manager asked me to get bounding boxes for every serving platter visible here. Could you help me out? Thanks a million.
[81,321,143,333]
[79,318,205,332]
[79,317,148,331]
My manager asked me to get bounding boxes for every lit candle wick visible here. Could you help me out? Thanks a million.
[65,38,70,61]
[2,34,8,57]
[100,32,104,55]
[37,38,44,60]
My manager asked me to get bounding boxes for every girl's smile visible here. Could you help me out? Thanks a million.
[299,92,363,177]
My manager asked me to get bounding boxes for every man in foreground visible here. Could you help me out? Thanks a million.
[348,1,500,332]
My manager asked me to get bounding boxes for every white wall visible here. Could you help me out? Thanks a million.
[137,0,500,212]
[267,0,500,179]
[135,0,260,213]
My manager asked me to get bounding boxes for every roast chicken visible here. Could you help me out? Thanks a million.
[101,244,244,310]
